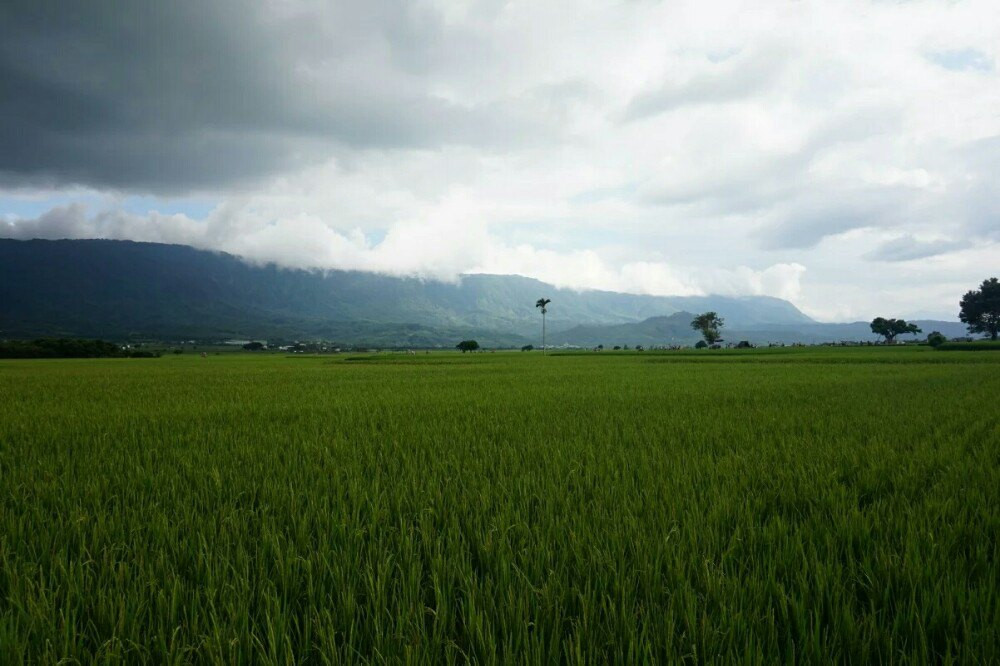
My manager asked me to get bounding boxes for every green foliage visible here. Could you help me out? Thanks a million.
[691,311,724,345]
[242,341,265,351]
[456,339,480,352]
[934,340,1000,351]
[926,331,947,347]
[0,338,140,358]
[694,339,708,349]
[959,277,1000,340]
[870,317,922,343]
[1,349,999,662]
[521,344,534,351]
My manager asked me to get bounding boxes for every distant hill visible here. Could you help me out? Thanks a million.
[550,313,697,347]
[0,238,825,345]
[551,315,972,347]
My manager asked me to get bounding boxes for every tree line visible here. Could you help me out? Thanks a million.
[0,339,159,359]
[866,277,999,343]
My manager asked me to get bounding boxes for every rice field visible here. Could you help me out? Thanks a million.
[1,347,998,663]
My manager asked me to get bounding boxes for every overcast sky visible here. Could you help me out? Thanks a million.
[2,0,998,321]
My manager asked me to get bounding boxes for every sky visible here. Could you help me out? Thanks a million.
[1,0,998,322]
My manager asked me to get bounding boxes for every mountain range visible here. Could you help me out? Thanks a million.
[0,239,969,346]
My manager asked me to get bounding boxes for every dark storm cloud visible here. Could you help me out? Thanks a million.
[0,0,534,192]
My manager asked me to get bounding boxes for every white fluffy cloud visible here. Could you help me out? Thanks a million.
[2,0,999,321]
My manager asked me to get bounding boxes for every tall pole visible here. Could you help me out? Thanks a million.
[542,310,546,355]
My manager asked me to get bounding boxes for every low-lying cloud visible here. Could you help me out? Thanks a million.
[3,203,806,304]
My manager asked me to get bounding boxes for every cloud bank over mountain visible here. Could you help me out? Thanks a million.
[1,203,807,302]
[2,0,998,321]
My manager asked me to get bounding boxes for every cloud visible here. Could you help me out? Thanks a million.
[755,186,912,250]
[621,46,788,122]
[2,204,204,247]
[3,202,807,304]
[2,0,1000,321]
[0,0,545,192]
[865,235,968,262]
[699,263,807,302]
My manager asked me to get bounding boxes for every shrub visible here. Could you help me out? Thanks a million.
[926,331,947,348]
[0,338,124,359]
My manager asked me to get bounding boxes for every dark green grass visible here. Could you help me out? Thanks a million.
[935,340,1000,351]
[1,347,998,663]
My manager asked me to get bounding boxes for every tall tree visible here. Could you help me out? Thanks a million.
[536,298,551,353]
[691,312,724,345]
[870,317,921,343]
[959,277,1000,340]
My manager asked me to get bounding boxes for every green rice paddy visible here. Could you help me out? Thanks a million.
[1,347,998,663]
